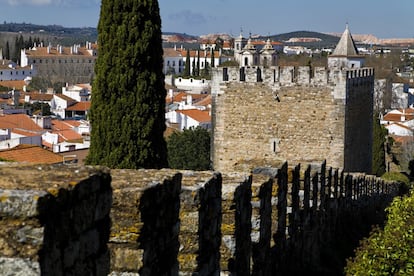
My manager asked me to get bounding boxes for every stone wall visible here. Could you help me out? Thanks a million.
[0,164,112,276]
[0,162,400,275]
[211,66,375,173]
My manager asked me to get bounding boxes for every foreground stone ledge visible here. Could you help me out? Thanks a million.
[0,163,112,275]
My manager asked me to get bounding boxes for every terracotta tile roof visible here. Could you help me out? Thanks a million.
[23,92,54,101]
[65,101,90,111]
[12,128,42,137]
[166,92,208,104]
[383,113,414,122]
[163,48,184,58]
[0,144,63,164]
[24,46,95,57]
[55,94,76,102]
[194,94,211,107]
[0,114,43,133]
[53,129,83,143]
[51,120,79,131]
[0,80,27,90]
[176,109,211,123]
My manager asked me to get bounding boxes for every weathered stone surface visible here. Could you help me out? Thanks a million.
[0,257,40,276]
[0,164,112,276]
[211,66,374,173]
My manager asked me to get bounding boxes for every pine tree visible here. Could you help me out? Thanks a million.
[86,0,168,169]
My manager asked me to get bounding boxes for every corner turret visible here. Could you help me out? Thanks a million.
[328,24,365,69]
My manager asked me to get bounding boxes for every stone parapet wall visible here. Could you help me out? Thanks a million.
[0,163,402,275]
[0,164,112,276]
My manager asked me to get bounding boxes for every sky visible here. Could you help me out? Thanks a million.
[0,0,413,39]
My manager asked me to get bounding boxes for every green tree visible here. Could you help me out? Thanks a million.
[167,127,211,170]
[27,102,52,116]
[184,50,191,77]
[345,191,414,275]
[86,0,168,169]
[211,48,215,67]
[196,50,200,76]
[5,41,10,60]
[372,113,387,176]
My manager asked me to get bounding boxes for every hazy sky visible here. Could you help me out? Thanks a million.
[0,0,413,38]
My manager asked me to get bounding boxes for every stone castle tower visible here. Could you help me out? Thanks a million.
[211,25,374,173]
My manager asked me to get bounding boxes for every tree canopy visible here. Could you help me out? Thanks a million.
[86,0,167,169]
[167,127,211,170]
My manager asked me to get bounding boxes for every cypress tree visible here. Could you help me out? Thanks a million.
[86,0,168,169]
[184,50,190,77]
[196,50,200,76]
[372,113,386,176]
[5,41,10,60]
[211,48,215,67]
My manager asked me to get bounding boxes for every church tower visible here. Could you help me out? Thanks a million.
[260,38,277,67]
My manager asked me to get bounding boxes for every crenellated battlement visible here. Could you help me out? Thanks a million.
[0,162,402,275]
[211,66,374,90]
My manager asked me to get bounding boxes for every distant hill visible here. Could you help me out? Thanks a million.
[0,22,98,48]
[263,31,340,48]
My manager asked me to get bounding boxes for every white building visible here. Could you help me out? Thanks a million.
[0,60,35,81]
[62,83,91,102]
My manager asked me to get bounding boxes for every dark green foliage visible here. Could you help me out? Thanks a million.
[372,113,387,176]
[5,41,10,60]
[184,50,190,77]
[345,192,414,275]
[196,50,200,76]
[211,48,215,67]
[86,0,168,169]
[25,102,52,116]
[409,160,414,178]
[167,127,211,170]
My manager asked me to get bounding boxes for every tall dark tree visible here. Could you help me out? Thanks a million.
[372,113,387,176]
[86,0,168,169]
[184,50,190,77]
[211,48,215,67]
[5,41,10,60]
[196,50,200,76]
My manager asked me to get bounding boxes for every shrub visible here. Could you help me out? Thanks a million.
[345,192,414,275]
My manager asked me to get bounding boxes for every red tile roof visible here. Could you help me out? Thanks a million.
[383,113,414,122]
[23,92,54,101]
[53,129,83,143]
[24,46,96,57]
[0,144,63,164]
[51,120,81,131]
[0,114,43,133]
[65,101,91,111]
[55,94,76,102]
[0,80,27,90]
[176,109,211,123]
[166,92,208,104]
